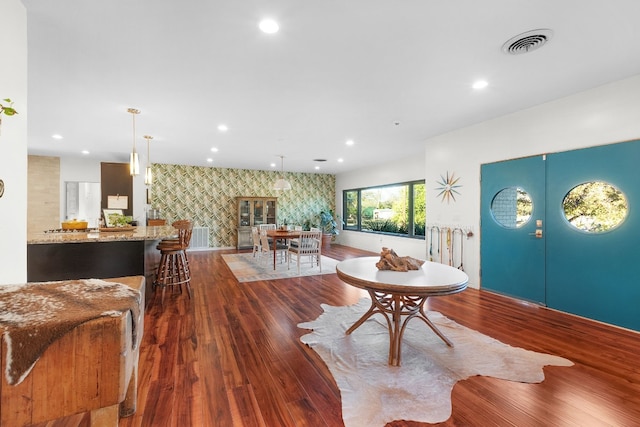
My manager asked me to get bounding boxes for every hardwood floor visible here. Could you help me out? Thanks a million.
[33,245,640,426]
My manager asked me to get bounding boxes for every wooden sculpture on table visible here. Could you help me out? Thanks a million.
[375,247,425,272]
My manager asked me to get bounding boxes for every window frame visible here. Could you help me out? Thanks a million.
[342,180,426,240]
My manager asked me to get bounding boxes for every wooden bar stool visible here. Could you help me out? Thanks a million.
[153,220,193,305]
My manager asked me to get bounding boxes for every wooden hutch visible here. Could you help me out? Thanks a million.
[236,197,277,249]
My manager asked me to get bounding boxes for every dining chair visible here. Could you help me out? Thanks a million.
[288,230,322,274]
[289,225,303,248]
[259,230,288,264]
[251,226,261,258]
[259,223,277,244]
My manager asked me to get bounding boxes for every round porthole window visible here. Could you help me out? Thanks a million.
[490,187,533,228]
[562,181,628,233]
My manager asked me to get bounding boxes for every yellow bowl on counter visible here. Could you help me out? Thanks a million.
[61,219,89,230]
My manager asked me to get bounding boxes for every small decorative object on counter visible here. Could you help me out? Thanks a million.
[61,219,89,230]
[376,247,425,272]
[108,213,134,227]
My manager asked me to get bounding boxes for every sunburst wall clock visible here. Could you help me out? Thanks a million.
[435,171,462,203]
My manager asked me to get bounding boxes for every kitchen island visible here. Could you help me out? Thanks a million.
[27,226,176,304]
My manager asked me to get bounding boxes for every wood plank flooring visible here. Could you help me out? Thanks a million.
[32,245,640,426]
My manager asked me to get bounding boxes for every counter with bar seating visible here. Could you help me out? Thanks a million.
[27,226,176,305]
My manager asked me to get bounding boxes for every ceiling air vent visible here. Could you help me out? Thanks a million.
[502,29,553,55]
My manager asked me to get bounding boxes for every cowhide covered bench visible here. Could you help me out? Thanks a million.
[0,275,144,426]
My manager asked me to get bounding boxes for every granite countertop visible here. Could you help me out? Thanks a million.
[28,225,177,244]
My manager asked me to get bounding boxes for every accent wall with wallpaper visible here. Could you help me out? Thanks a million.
[150,163,336,249]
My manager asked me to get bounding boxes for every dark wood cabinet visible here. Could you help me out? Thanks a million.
[101,162,133,217]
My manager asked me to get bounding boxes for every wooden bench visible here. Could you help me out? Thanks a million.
[0,276,145,426]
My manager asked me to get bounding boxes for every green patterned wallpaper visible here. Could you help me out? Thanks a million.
[150,164,336,248]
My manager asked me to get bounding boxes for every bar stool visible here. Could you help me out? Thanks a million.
[154,220,193,305]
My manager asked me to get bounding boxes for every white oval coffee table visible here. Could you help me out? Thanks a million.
[336,256,469,366]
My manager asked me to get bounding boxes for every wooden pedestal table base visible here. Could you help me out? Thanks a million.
[337,256,468,367]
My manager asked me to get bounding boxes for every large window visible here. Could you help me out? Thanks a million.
[343,180,425,238]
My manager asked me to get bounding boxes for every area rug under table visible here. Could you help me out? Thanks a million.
[298,298,573,427]
[222,252,339,282]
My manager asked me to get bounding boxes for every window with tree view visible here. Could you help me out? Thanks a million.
[343,181,425,238]
[562,181,627,233]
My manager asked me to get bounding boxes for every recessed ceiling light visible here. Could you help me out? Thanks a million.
[52,134,63,140]
[217,124,228,132]
[472,80,489,90]
[211,147,219,152]
[81,150,89,155]
[338,158,344,163]
[346,139,354,146]
[206,158,213,163]
[259,19,279,34]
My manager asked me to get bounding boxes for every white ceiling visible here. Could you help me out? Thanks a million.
[23,0,640,174]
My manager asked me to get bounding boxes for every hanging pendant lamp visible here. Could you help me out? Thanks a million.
[144,135,153,185]
[128,108,140,176]
[274,155,292,190]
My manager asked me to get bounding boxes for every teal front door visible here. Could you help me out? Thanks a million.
[481,140,640,331]
[480,156,546,303]
[545,141,640,330]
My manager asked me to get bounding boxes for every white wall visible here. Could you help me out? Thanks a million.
[336,155,427,260]
[0,0,27,284]
[425,74,640,288]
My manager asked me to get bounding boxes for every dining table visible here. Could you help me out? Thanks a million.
[336,256,469,366]
[265,229,302,270]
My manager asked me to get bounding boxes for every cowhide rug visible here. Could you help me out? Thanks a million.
[298,298,573,426]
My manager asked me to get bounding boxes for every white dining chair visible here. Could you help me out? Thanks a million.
[251,226,261,258]
[289,225,303,248]
[259,223,277,245]
[288,230,322,274]
[259,230,288,265]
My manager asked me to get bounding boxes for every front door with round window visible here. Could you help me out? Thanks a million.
[481,140,640,331]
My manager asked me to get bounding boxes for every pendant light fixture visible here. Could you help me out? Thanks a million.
[128,108,140,176]
[273,155,292,191]
[144,135,153,185]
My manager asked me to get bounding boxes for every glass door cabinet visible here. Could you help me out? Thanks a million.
[236,197,277,249]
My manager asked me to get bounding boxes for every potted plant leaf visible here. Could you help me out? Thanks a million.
[108,212,134,228]
[318,210,342,249]
[0,98,18,136]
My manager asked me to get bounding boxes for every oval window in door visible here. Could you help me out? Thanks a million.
[562,181,628,233]
[490,187,533,228]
